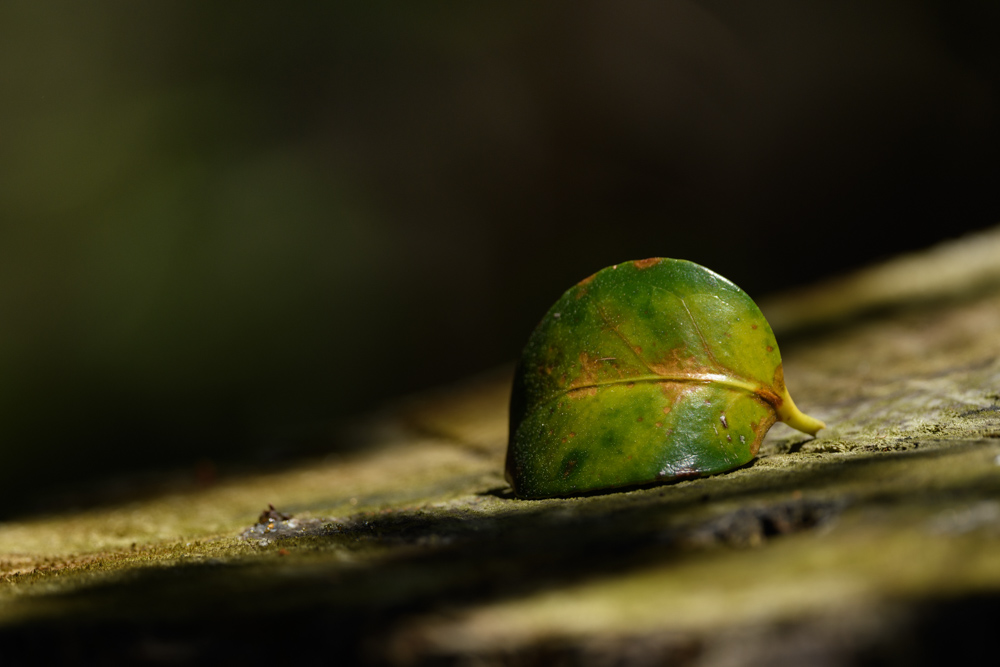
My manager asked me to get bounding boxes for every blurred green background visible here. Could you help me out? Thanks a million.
[2,1,999,513]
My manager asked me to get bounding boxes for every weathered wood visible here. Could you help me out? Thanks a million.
[2,230,1000,665]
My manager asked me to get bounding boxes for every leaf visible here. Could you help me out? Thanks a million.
[506,258,824,499]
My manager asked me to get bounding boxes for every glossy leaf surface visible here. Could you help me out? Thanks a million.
[506,258,824,499]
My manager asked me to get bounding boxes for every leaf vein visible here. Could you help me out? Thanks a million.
[646,284,723,370]
[595,304,657,375]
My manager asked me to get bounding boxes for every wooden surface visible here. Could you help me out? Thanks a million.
[2,229,1000,665]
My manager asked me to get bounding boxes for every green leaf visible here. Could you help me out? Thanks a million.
[506,258,824,499]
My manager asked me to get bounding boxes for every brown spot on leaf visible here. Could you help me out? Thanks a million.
[747,412,777,456]
[563,459,578,479]
[633,257,662,269]
[658,382,695,416]
[637,417,644,422]
[578,273,596,286]
[766,345,774,352]
[773,364,786,395]
[751,324,758,330]
[647,347,708,377]
[568,432,576,438]
[567,386,598,399]
[575,351,602,387]
[655,422,662,428]
[627,382,635,388]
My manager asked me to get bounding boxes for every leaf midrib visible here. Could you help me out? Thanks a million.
[546,372,781,408]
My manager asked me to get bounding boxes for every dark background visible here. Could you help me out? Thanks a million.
[2,0,998,512]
